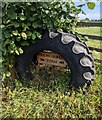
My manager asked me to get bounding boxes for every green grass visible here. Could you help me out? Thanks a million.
[76,27,102,60]
[76,27,102,36]
[2,63,102,118]
[86,39,101,49]
[86,39,102,60]
[2,74,101,118]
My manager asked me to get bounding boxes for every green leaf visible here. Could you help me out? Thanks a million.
[22,23,25,28]
[9,12,17,20]
[31,40,36,44]
[6,71,11,77]
[30,6,35,11]
[11,21,20,27]
[18,48,23,54]
[39,3,48,9]
[15,50,19,55]
[19,14,26,21]
[32,22,38,28]
[4,31,11,38]
[21,41,29,46]
[66,2,70,8]
[84,36,89,41]
[21,32,27,40]
[71,6,77,11]
[12,30,18,36]
[16,37,21,41]
[36,32,41,39]
[30,17,35,21]
[5,39,10,45]
[27,31,32,37]
[87,2,95,10]
[43,19,48,24]
[32,33,36,40]
[10,50,14,53]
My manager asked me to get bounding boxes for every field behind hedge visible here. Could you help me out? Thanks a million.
[76,27,102,60]
[2,27,102,119]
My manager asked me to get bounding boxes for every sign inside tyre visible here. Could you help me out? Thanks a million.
[37,51,68,67]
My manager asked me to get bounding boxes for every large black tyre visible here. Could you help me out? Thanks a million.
[16,30,94,88]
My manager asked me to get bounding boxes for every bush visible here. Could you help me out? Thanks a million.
[2,2,82,79]
[2,1,96,79]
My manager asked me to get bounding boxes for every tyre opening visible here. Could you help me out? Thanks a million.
[29,50,72,91]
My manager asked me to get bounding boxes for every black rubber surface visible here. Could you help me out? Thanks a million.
[16,30,94,88]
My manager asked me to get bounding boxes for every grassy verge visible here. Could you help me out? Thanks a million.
[76,27,101,36]
[2,63,101,118]
[86,39,101,60]
[76,27,102,60]
[86,39,101,49]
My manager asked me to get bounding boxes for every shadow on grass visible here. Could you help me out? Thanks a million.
[4,65,72,94]
[23,65,71,92]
